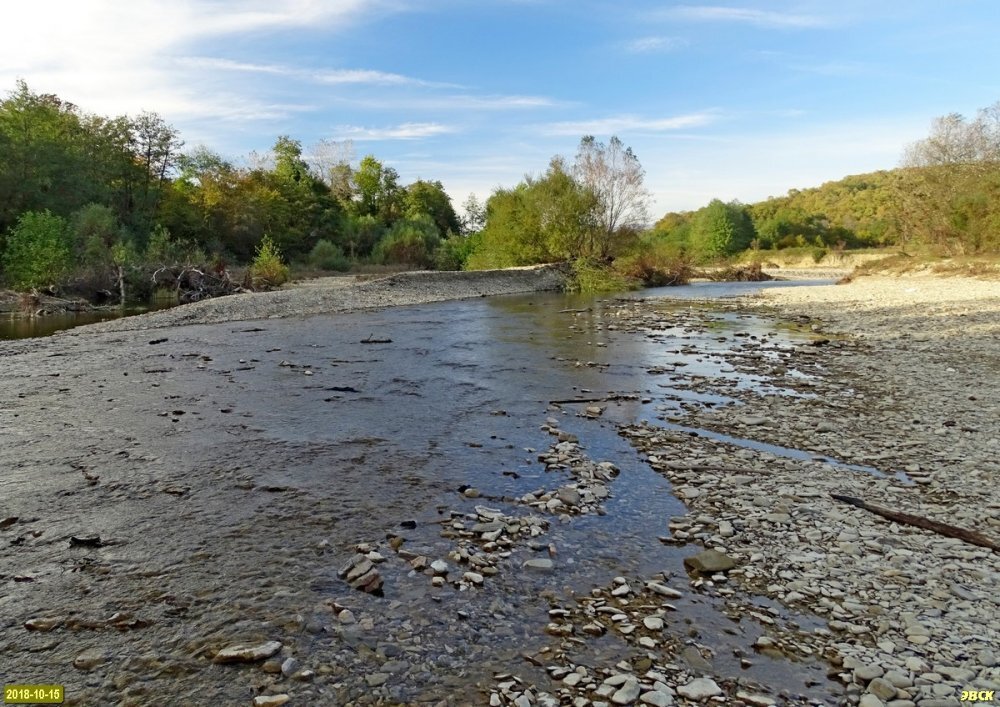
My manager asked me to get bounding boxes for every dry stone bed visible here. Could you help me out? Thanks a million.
[608,295,999,707]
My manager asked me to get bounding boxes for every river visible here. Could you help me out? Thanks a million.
[0,280,845,705]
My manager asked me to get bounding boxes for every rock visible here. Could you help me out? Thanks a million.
[557,487,582,506]
[677,678,722,699]
[463,571,484,585]
[338,609,356,624]
[855,664,885,682]
[280,658,299,677]
[739,415,767,425]
[640,691,674,706]
[858,695,884,707]
[611,678,641,704]
[430,560,449,575]
[24,617,63,632]
[523,558,554,571]
[253,696,290,707]
[735,691,776,706]
[646,581,683,599]
[867,677,897,701]
[366,672,389,687]
[212,641,282,664]
[73,647,107,671]
[683,549,737,574]
[643,616,664,630]
[681,645,712,673]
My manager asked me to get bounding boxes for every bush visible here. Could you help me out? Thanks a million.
[249,235,290,289]
[614,245,693,287]
[434,234,480,271]
[566,258,639,293]
[1,210,72,290]
[373,215,440,267]
[308,239,351,271]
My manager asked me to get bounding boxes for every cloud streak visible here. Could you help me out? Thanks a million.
[541,112,720,136]
[176,57,462,88]
[332,122,457,140]
[624,36,688,54]
[665,5,836,29]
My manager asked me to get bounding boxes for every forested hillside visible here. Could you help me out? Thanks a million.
[652,102,1000,259]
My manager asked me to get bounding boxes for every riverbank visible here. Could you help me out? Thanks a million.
[71,265,567,334]
[615,274,999,706]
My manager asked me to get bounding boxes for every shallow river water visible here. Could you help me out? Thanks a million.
[0,280,848,705]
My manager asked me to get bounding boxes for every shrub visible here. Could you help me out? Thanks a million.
[308,239,351,271]
[1,210,72,290]
[434,234,480,271]
[249,234,290,289]
[567,258,639,293]
[373,215,440,267]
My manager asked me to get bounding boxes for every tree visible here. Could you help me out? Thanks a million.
[466,158,598,268]
[2,210,72,289]
[403,179,460,236]
[573,135,650,258]
[461,193,486,235]
[903,103,1000,167]
[688,200,755,260]
[130,111,183,234]
[352,155,401,223]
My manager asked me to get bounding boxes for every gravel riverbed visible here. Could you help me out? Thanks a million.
[1,269,996,707]
[607,274,1000,707]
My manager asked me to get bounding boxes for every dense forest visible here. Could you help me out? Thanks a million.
[2,79,998,301]
[0,81,465,299]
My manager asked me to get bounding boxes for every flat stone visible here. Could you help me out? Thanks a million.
[640,690,674,706]
[855,664,885,682]
[867,678,897,701]
[735,692,776,706]
[366,672,389,687]
[523,558,554,571]
[739,415,767,425]
[643,616,664,630]
[683,550,737,574]
[253,696,290,707]
[677,677,722,699]
[858,695,884,707]
[213,641,282,664]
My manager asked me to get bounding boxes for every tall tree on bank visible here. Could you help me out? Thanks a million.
[573,135,650,259]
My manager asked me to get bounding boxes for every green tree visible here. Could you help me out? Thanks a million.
[688,200,756,260]
[2,210,72,289]
[403,179,461,236]
[352,155,401,223]
[467,158,598,268]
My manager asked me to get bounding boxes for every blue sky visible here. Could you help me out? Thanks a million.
[2,1,999,217]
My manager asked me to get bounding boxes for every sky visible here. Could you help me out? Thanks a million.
[2,1,999,218]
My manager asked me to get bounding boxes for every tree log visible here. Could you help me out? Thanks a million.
[830,493,999,552]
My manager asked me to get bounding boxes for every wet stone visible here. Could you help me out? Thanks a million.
[212,641,282,664]
[683,549,737,574]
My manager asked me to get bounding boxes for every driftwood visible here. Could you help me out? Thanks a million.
[360,334,392,344]
[549,393,640,405]
[152,266,244,303]
[831,494,999,552]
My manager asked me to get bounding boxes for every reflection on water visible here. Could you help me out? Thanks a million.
[0,300,177,340]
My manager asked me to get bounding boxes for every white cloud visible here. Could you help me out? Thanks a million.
[175,57,461,88]
[624,36,688,54]
[0,1,372,120]
[541,112,720,136]
[665,5,835,29]
[332,122,457,140]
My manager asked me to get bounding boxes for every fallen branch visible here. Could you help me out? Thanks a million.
[830,494,999,552]
[361,334,392,344]
[550,393,640,405]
